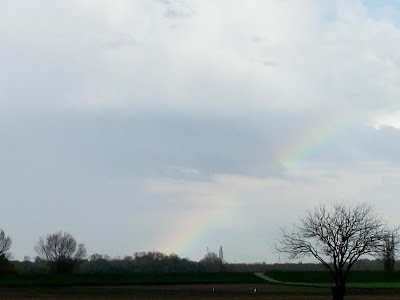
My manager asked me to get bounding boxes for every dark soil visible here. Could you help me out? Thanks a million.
[0,284,398,299]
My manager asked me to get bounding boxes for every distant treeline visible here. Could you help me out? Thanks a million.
[228,258,399,272]
[12,251,225,274]
[7,253,399,274]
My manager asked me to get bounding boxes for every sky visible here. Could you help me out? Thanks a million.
[2,0,400,263]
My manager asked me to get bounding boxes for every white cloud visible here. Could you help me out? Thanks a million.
[372,110,400,129]
[1,0,399,116]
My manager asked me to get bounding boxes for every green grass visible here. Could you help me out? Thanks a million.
[265,271,400,289]
[3,271,400,289]
[347,282,400,288]
[0,272,266,287]
[266,271,331,284]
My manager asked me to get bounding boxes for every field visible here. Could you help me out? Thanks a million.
[0,273,265,287]
[0,272,399,299]
[265,271,400,288]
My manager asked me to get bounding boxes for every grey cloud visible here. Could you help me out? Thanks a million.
[0,112,283,180]
[157,0,195,18]
[2,0,400,263]
[100,33,138,50]
[2,110,400,262]
[355,126,400,163]
[3,110,400,189]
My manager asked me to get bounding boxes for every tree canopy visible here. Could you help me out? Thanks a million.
[35,231,86,273]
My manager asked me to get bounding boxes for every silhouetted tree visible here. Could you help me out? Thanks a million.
[382,231,399,271]
[276,203,397,300]
[0,229,13,273]
[35,231,86,273]
[199,252,224,272]
[0,229,11,256]
[218,246,224,261]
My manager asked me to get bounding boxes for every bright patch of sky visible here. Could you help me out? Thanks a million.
[363,0,400,24]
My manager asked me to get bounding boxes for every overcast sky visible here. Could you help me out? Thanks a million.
[2,0,400,263]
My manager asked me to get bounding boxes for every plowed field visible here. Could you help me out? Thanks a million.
[0,284,398,299]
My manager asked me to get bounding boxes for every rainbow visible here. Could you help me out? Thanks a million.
[277,115,354,171]
[158,198,243,259]
[157,114,355,259]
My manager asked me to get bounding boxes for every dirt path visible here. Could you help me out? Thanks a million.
[254,272,282,283]
[254,272,315,286]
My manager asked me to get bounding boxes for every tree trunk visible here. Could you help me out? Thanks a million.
[331,284,346,300]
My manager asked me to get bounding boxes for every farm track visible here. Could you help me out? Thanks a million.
[254,272,315,286]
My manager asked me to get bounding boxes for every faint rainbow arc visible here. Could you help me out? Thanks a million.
[158,115,355,258]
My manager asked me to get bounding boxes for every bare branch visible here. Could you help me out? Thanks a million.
[35,231,86,273]
[275,202,397,299]
[0,230,11,255]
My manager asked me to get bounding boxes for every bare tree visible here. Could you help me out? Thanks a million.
[0,229,11,264]
[218,246,224,262]
[276,203,397,300]
[199,252,225,272]
[0,230,13,273]
[0,229,11,256]
[35,231,86,273]
[382,230,399,271]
